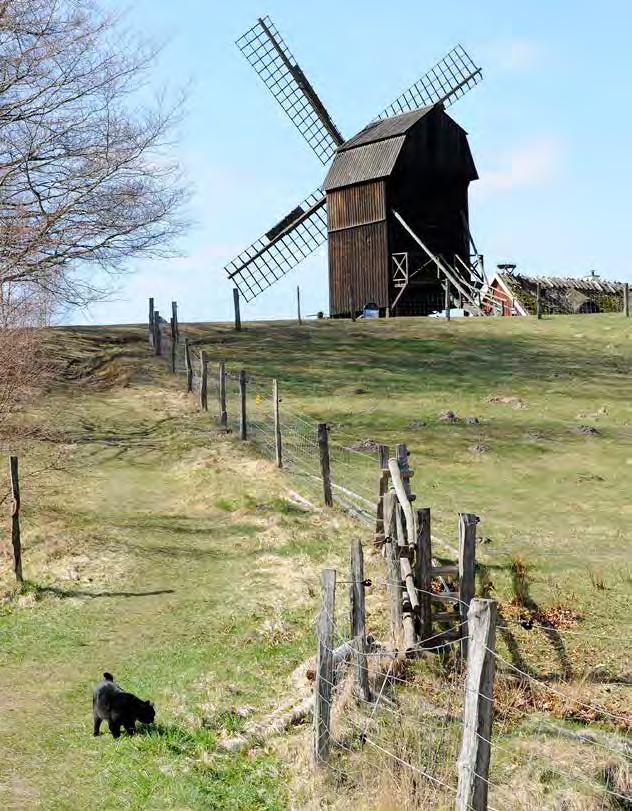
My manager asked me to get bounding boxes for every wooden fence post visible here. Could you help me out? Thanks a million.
[536,282,542,320]
[184,338,193,393]
[169,317,176,373]
[375,444,390,543]
[459,512,478,661]
[297,285,302,326]
[350,538,371,702]
[318,423,333,507]
[416,507,432,641]
[148,297,154,347]
[9,456,22,583]
[313,568,336,766]
[383,492,403,648]
[199,351,208,411]
[456,598,497,811]
[171,301,179,342]
[445,279,451,321]
[218,362,227,427]
[239,369,247,440]
[233,288,241,332]
[624,283,629,318]
[153,311,161,356]
[273,379,282,468]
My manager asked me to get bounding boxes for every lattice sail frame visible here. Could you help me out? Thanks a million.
[226,190,327,303]
[236,16,343,166]
[376,44,482,120]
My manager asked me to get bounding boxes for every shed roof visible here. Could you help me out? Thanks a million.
[338,107,434,152]
[323,136,405,192]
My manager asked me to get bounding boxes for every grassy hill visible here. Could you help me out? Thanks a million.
[0,314,630,809]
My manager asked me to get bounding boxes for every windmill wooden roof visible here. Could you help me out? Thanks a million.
[323,105,476,192]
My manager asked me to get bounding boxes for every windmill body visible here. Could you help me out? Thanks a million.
[324,106,478,317]
[225,17,485,316]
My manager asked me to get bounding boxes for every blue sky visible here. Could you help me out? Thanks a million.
[80,1,632,324]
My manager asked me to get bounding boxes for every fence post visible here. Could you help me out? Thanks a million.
[459,512,478,662]
[445,279,451,321]
[184,338,193,393]
[233,288,241,332]
[153,311,161,356]
[313,568,336,767]
[383,492,403,648]
[9,456,22,583]
[375,444,390,544]
[169,317,176,373]
[317,423,333,507]
[239,369,247,440]
[199,351,208,411]
[456,598,497,811]
[350,538,371,702]
[536,282,542,320]
[624,283,629,318]
[297,285,302,326]
[416,507,432,641]
[171,301,179,342]
[218,362,227,427]
[273,379,282,468]
[148,297,154,347]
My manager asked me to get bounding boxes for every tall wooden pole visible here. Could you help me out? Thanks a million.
[350,538,371,702]
[148,297,154,347]
[456,599,498,811]
[171,301,179,341]
[218,362,227,427]
[624,283,629,318]
[273,379,282,468]
[9,456,22,583]
[169,317,176,373]
[318,423,333,507]
[239,369,247,440]
[536,282,542,319]
[184,338,193,393]
[312,568,336,766]
[459,512,478,662]
[199,351,208,411]
[416,507,432,641]
[233,288,242,332]
[153,311,161,356]
[297,286,302,326]
[445,280,451,321]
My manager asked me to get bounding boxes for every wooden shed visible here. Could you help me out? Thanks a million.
[323,105,478,317]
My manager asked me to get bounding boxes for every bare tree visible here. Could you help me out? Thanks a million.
[0,0,189,307]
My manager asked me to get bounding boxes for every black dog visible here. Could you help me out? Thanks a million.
[93,672,155,738]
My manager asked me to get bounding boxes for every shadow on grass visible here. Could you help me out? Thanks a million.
[36,584,175,600]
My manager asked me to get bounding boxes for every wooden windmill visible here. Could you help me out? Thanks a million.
[224,16,486,317]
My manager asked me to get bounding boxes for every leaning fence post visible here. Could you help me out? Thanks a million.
[273,379,282,468]
[199,351,208,411]
[624,283,630,318]
[148,297,154,347]
[169,317,176,373]
[313,568,336,767]
[184,338,193,392]
[9,456,22,583]
[459,512,478,661]
[456,598,497,811]
[218,362,227,427]
[239,369,247,440]
[416,507,432,641]
[350,538,371,702]
[171,301,179,342]
[317,423,333,507]
[153,311,162,356]
[233,288,241,332]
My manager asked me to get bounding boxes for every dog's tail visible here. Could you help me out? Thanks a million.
[103,672,114,682]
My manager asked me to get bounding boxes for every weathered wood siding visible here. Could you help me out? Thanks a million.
[327,181,386,231]
[328,220,389,314]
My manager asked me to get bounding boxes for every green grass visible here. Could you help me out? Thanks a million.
[0,326,358,810]
[0,316,630,810]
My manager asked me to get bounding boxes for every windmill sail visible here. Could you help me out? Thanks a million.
[376,45,482,120]
[225,190,327,302]
[236,17,344,165]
